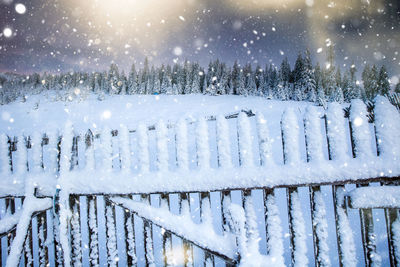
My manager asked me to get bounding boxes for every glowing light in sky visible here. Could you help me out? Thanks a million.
[3,28,12,38]
[15,3,26,14]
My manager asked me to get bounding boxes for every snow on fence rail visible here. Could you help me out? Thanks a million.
[0,96,399,266]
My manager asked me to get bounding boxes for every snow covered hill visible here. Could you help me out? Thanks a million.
[0,94,310,135]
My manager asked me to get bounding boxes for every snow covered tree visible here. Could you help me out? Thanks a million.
[362,64,379,100]
[377,65,390,96]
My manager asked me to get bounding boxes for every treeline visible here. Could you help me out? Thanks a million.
[0,48,398,105]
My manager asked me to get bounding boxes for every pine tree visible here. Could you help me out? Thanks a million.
[303,50,317,102]
[362,64,379,100]
[292,53,305,101]
[395,82,400,93]
[237,70,247,96]
[377,65,390,96]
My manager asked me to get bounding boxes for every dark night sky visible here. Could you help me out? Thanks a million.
[0,0,399,84]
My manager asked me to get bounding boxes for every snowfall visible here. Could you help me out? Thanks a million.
[0,93,400,266]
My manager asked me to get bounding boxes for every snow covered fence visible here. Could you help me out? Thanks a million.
[0,97,400,266]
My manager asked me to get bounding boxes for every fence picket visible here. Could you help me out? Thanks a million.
[350,100,381,267]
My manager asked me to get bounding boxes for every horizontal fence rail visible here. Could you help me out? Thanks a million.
[0,96,399,266]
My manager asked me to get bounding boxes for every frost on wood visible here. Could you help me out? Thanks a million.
[0,133,11,176]
[31,132,43,173]
[350,99,374,158]
[227,203,247,257]
[16,135,27,175]
[311,189,331,267]
[335,186,357,266]
[196,117,210,169]
[119,125,131,173]
[348,186,400,209]
[264,191,284,266]
[281,108,301,165]
[237,112,253,167]
[288,190,308,267]
[392,215,400,265]
[256,112,274,167]
[326,103,349,161]
[5,195,51,267]
[53,213,64,266]
[304,105,324,162]
[112,196,236,259]
[85,133,95,172]
[47,130,59,174]
[37,215,47,267]
[243,192,261,255]
[125,211,137,265]
[176,119,189,170]
[156,120,169,172]
[216,115,232,168]
[88,198,99,267]
[24,231,33,266]
[373,96,400,159]
[137,123,150,173]
[101,126,113,172]
[71,202,82,266]
[60,121,74,173]
[105,205,118,267]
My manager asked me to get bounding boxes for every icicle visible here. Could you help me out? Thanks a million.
[105,205,118,267]
[176,118,189,170]
[137,123,150,173]
[196,117,210,169]
[326,103,349,161]
[264,192,284,266]
[216,115,232,168]
[350,99,374,158]
[156,120,169,172]
[304,105,324,162]
[374,96,400,158]
[256,112,274,166]
[0,134,11,176]
[88,198,99,267]
[31,132,43,173]
[281,108,301,165]
[119,125,131,173]
[237,112,253,167]
[101,127,113,172]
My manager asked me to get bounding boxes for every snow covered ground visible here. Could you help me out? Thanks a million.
[0,93,398,266]
[0,94,310,135]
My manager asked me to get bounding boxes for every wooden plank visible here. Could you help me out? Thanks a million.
[200,192,215,267]
[349,101,380,267]
[69,196,82,265]
[37,212,48,267]
[23,224,33,267]
[87,196,99,266]
[141,194,155,266]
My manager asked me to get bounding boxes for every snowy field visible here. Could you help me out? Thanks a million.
[0,94,397,266]
[0,94,311,135]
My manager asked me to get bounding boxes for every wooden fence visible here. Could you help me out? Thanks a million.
[0,97,399,266]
